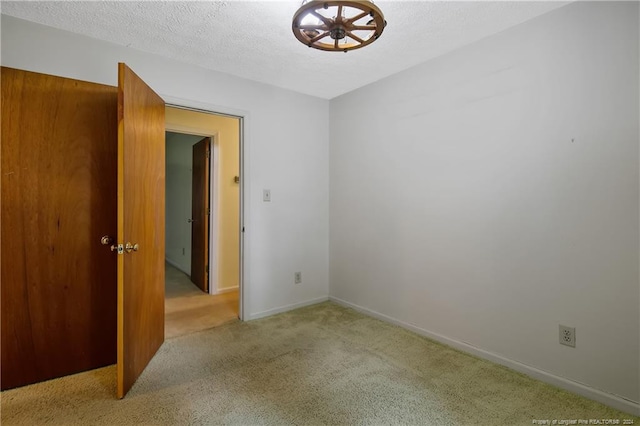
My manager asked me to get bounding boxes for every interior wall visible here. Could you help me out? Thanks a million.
[217,117,240,293]
[329,1,639,406]
[0,15,330,319]
[165,131,203,275]
[165,108,240,293]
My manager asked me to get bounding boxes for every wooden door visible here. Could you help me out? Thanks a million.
[190,137,211,292]
[1,67,118,390]
[117,63,166,398]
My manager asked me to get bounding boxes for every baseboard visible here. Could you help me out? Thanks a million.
[211,286,238,295]
[247,296,329,321]
[165,257,189,275]
[329,296,640,416]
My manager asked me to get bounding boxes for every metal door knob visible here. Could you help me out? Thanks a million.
[125,242,139,253]
[100,235,114,245]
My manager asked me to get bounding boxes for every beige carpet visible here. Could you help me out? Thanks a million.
[1,302,637,425]
[165,263,239,339]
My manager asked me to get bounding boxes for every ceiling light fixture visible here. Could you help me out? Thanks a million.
[292,0,387,52]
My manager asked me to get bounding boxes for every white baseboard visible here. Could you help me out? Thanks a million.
[329,296,640,417]
[247,296,329,321]
[211,286,238,295]
[165,257,189,275]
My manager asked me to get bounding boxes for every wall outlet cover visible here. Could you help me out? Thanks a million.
[559,325,576,348]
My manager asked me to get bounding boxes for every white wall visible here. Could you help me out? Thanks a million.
[330,1,639,410]
[165,131,202,275]
[0,15,330,319]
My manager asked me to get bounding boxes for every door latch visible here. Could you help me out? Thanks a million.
[111,244,124,255]
[102,236,124,254]
[102,236,138,254]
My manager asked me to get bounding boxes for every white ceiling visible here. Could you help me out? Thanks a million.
[1,1,569,99]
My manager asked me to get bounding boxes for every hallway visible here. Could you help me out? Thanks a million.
[165,263,239,339]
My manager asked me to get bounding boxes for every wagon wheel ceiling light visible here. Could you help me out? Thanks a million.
[292,0,387,52]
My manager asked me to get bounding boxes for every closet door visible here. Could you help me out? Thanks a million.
[117,63,166,398]
[1,67,118,390]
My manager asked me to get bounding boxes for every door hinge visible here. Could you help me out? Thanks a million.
[206,149,210,159]
[206,208,211,216]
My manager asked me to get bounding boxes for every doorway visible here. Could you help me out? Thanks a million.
[164,106,242,339]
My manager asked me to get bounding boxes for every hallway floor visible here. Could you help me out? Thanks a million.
[165,263,239,339]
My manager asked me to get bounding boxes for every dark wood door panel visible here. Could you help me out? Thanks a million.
[1,67,118,390]
[191,137,210,293]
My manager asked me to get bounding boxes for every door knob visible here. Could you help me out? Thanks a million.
[125,242,139,253]
[100,235,114,245]
[187,219,194,223]
[102,236,122,253]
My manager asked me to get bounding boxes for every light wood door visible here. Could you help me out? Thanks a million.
[117,63,166,398]
[190,137,211,292]
[1,67,118,390]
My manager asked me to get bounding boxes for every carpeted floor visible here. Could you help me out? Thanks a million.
[165,263,239,339]
[1,302,637,425]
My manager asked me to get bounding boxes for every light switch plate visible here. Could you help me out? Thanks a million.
[263,189,271,202]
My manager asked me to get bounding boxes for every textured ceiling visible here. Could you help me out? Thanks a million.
[1,1,569,99]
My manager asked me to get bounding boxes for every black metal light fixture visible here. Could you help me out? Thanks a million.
[292,0,387,52]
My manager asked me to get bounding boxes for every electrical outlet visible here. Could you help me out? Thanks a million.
[263,189,271,202]
[294,272,302,284]
[559,325,575,348]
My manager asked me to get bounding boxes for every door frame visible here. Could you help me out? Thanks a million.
[164,100,246,321]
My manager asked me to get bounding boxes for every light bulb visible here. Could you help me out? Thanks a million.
[300,12,321,27]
